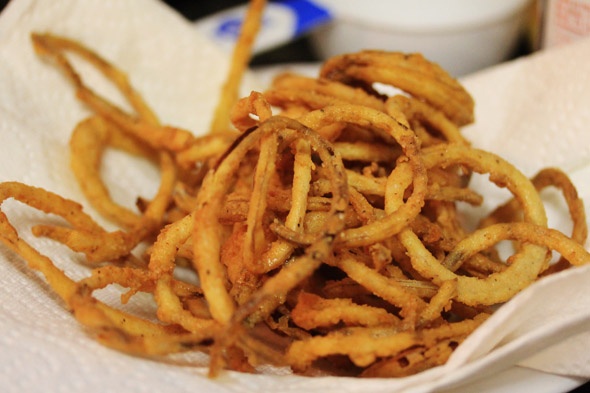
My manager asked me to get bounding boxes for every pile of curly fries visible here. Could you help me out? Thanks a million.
[1,0,588,378]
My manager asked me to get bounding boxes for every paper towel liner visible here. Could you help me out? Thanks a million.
[0,0,589,392]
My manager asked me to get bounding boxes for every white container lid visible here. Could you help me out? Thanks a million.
[314,0,532,33]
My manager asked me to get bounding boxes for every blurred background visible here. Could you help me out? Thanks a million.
[0,0,319,66]
[160,0,535,77]
[1,0,589,76]
[162,0,321,66]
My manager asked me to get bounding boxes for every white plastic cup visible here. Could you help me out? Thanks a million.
[310,0,533,76]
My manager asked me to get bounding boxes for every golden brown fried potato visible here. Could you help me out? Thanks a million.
[1,0,588,380]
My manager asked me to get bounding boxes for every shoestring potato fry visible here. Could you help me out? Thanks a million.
[1,0,589,379]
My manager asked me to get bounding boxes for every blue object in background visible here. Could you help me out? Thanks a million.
[194,0,331,54]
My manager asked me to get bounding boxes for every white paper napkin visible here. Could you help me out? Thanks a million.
[0,1,589,392]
